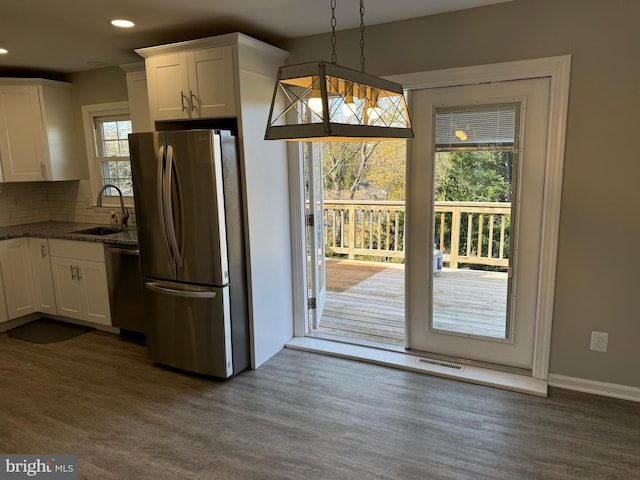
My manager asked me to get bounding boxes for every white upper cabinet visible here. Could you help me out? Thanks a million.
[120,62,153,133]
[0,85,47,182]
[144,45,236,122]
[0,79,87,182]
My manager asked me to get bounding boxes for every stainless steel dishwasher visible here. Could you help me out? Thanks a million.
[104,244,146,338]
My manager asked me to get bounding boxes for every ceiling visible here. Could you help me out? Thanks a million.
[0,0,513,75]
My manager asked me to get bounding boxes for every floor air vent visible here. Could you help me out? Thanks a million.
[416,358,464,371]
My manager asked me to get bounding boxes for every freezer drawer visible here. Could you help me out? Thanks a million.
[144,280,234,378]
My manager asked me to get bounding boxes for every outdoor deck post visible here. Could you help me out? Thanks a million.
[450,206,461,269]
[348,203,356,260]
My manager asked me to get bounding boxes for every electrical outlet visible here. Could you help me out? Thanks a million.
[590,331,608,352]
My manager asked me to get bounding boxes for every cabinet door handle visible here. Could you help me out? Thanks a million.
[180,90,187,112]
[76,266,82,281]
[40,163,45,179]
[41,244,46,258]
[70,265,76,280]
[190,90,196,111]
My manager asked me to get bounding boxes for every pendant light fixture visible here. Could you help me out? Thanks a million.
[264,0,413,142]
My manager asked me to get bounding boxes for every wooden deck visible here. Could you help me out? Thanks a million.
[314,259,508,346]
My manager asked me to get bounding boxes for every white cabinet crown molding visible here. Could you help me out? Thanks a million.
[135,32,288,60]
[0,78,71,88]
[119,62,145,73]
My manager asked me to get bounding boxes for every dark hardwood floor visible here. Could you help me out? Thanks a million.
[1,330,638,479]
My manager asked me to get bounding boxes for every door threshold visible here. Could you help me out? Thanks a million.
[286,336,547,397]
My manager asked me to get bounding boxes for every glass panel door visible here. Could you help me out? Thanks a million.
[306,142,326,329]
[432,103,519,340]
[406,78,550,370]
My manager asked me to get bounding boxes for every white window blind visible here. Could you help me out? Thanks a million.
[435,105,517,149]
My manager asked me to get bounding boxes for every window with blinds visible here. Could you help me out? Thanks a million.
[435,104,519,151]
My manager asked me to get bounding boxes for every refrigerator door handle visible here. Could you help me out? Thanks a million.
[164,145,183,268]
[145,280,218,299]
[157,144,174,264]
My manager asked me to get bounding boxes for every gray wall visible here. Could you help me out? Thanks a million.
[67,66,129,166]
[51,67,132,225]
[285,0,640,388]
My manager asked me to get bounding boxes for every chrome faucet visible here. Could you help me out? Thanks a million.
[97,184,130,230]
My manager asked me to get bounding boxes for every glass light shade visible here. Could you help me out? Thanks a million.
[367,106,382,121]
[110,19,135,28]
[265,61,414,141]
[342,101,357,117]
[307,87,324,114]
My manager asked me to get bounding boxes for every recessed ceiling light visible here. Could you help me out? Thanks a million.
[0,48,8,55]
[110,19,135,28]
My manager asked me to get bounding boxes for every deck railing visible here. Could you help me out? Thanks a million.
[323,200,511,269]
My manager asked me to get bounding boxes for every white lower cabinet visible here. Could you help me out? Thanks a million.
[0,238,37,320]
[48,239,112,326]
[0,237,111,327]
[28,238,57,315]
[0,260,9,324]
[50,257,84,320]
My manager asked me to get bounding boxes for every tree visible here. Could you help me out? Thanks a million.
[433,149,513,268]
[322,140,406,200]
[363,140,406,200]
[434,150,512,202]
[323,142,379,199]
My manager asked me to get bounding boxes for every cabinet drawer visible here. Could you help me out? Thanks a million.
[48,239,105,262]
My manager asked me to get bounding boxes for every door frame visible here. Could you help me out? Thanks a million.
[389,55,571,380]
[289,55,571,382]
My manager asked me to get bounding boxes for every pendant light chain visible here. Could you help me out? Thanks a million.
[330,0,337,64]
[265,0,414,140]
[359,0,366,72]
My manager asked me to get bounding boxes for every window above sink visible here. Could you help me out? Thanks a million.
[81,101,135,209]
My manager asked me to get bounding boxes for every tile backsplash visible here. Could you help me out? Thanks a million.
[0,180,135,227]
[0,182,50,226]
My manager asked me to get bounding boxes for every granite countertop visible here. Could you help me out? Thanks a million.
[0,221,138,246]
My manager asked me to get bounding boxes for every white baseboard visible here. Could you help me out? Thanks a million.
[548,374,640,403]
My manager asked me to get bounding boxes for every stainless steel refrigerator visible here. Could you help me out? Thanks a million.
[129,129,249,378]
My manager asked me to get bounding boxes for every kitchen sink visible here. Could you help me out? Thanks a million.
[73,226,123,236]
